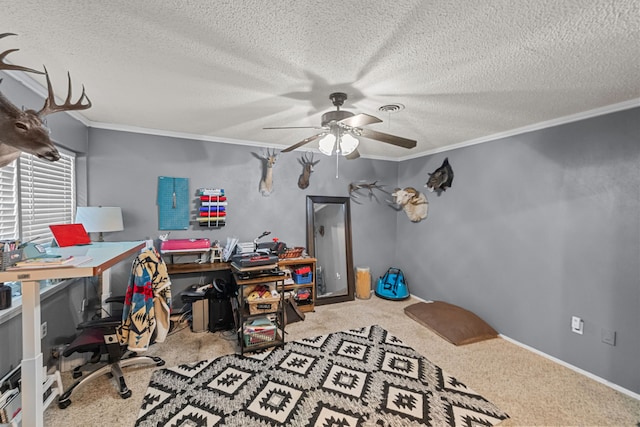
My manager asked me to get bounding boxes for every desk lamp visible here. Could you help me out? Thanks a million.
[75,206,124,242]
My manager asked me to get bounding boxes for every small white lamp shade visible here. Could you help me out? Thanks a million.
[318,134,336,156]
[75,207,124,241]
[339,133,359,155]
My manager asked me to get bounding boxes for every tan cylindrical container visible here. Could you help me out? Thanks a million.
[356,267,372,300]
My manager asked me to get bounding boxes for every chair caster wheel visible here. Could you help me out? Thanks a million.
[58,399,71,409]
[121,389,132,399]
[72,371,82,379]
[150,356,165,366]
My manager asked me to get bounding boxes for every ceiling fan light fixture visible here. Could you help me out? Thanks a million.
[272,92,415,155]
[318,133,336,156]
[339,133,359,155]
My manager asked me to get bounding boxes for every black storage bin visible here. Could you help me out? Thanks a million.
[207,278,235,332]
[208,298,234,331]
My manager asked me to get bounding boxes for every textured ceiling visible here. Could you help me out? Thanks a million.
[1,0,639,160]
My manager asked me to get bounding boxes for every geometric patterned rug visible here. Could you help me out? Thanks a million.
[135,325,509,426]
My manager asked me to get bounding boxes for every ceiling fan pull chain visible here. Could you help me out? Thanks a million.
[335,148,339,179]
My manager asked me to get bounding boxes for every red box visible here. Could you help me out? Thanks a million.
[293,266,311,275]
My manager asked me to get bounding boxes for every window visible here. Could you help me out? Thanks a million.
[0,150,76,245]
[0,150,75,299]
[19,151,76,244]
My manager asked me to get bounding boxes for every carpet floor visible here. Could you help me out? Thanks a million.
[44,296,640,426]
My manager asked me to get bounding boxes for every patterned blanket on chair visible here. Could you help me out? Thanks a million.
[118,248,171,352]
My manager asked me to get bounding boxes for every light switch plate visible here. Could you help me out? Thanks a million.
[571,316,583,334]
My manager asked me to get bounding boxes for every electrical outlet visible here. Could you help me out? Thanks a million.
[601,328,616,346]
[571,316,583,335]
[40,321,48,339]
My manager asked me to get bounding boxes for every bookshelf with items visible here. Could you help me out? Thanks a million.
[278,257,316,313]
[196,188,226,228]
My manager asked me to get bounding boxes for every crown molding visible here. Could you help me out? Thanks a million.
[398,98,640,162]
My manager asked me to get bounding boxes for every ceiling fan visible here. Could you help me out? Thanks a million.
[264,92,417,159]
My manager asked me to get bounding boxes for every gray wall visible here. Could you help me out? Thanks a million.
[86,128,399,302]
[396,108,640,394]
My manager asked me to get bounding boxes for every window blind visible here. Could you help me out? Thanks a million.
[19,151,76,245]
[0,160,19,241]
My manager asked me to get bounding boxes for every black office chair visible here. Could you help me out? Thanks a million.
[65,295,130,379]
[57,248,172,409]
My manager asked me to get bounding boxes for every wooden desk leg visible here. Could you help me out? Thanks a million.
[22,279,45,427]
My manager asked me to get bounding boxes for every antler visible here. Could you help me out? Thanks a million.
[38,67,91,116]
[300,151,319,165]
[0,33,44,74]
[264,147,278,159]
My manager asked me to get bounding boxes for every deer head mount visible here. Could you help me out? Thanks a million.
[252,148,278,197]
[297,152,319,190]
[0,33,92,168]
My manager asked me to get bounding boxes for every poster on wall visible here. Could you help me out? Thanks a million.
[157,176,190,230]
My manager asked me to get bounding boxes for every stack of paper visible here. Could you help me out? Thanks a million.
[7,255,92,270]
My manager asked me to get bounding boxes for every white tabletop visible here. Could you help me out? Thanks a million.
[0,241,145,282]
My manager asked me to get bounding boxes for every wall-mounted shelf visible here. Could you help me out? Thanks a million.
[196,188,226,228]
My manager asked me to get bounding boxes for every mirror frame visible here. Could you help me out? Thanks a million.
[306,195,355,305]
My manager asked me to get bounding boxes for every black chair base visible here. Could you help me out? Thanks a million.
[57,354,165,409]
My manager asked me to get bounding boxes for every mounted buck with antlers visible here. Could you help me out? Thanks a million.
[297,152,319,190]
[0,33,92,168]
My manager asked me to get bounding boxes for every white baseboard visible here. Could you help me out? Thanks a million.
[500,334,640,401]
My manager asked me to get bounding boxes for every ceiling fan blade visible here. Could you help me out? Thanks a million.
[358,128,417,149]
[263,126,325,130]
[281,133,326,153]
[338,113,382,128]
[344,149,360,160]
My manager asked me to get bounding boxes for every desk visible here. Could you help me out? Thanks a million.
[165,258,316,313]
[165,261,231,275]
[0,241,144,427]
